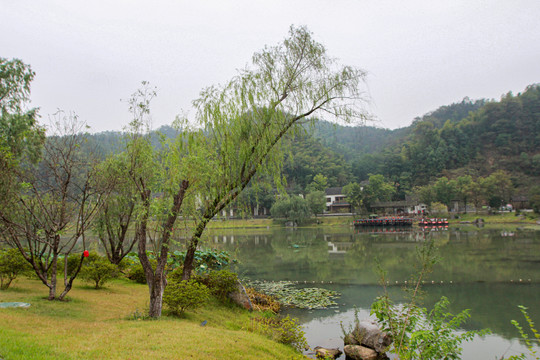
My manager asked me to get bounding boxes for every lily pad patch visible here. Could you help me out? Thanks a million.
[245,280,340,310]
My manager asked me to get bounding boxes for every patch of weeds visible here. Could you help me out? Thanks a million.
[245,280,339,309]
[246,314,308,352]
[504,305,540,360]
[126,308,151,321]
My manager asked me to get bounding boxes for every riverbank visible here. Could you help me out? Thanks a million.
[0,278,302,360]
[205,212,539,230]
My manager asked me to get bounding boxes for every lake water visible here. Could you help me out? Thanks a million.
[201,225,540,359]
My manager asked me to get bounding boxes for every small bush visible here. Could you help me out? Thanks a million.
[0,248,29,290]
[195,269,238,300]
[125,258,156,284]
[254,315,307,352]
[246,287,281,313]
[80,254,118,289]
[163,279,210,316]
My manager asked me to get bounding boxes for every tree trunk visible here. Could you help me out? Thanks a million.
[148,273,166,317]
[137,180,188,318]
[48,255,58,300]
[182,216,210,280]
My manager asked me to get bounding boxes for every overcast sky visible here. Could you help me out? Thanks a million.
[2,0,540,132]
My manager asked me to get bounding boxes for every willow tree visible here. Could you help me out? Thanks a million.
[182,25,369,279]
[122,82,211,317]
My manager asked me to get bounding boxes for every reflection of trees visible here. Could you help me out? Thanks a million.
[425,283,540,341]
[204,227,540,341]
[205,228,540,287]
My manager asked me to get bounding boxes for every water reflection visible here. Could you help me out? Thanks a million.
[201,227,540,359]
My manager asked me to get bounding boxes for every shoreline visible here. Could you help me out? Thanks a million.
[205,213,539,231]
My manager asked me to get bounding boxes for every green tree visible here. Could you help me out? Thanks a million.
[432,177,458,211]
[306,174,328,193]
[343,182,363,214]
[79,253,118,289]
[181,25,369,280]
[270,195,311,225]
[530,186,540,214]
[92,155,138,265]
[456,175,474,213]
[121,82,203,317]
[0,58,44,163]
[306,190,326,216]
[0,58,45,213]
[0,248,29,290]
[481,171,513,209]
[363,174,395,210]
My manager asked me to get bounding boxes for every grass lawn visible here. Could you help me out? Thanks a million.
[455,212,539,225]
[0,278,303,360]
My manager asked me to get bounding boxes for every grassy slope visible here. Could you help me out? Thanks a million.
[0,279,301,360]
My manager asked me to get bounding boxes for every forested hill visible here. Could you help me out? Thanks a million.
[85,84,540,194]
[311,84,540,192]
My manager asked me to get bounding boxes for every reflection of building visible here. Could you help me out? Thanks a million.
[325,187,352,213]
[327,241,352,254]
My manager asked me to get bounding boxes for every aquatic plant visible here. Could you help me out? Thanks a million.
[246,280,340,309]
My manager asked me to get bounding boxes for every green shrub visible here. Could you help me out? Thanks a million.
[163,279,210,316]
[195,269,238,300]
[168,249,235,273]
[124,256,156,284]
[79,254,118,289]
[255,315,307,352]
[274,315,307,351]
[0,248,29,290]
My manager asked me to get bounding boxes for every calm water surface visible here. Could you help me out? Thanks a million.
[201,225,540,359]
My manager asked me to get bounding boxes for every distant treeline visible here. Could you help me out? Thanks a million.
[86,84,540,200]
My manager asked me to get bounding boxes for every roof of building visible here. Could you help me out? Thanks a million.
[325,187,343,196]
[371,200,416,208]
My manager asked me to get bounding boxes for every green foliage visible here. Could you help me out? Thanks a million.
[194,269,238,300]
[169,249,235,273]
[0,248,29,290]
[255,315,308,352]
[125,257,156,284]
[79,253,119,289]
[163,279,210,316]
[273,315,307,351]
[305,190,326,215]
[343,182,363,213]
[362,174,395,209]
[530,186,540,214]
[306,174,328,192]
[505,305,540,360]
[0,57,44,164]
[430,202,449,216]
[270,195,311,224]
[283,135,353,189]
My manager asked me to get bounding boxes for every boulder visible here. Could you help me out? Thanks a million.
[344,345,378,360]
[314,346,342,359]
[227,281,253,311]
[344,320,392,353]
